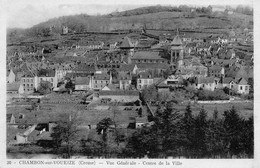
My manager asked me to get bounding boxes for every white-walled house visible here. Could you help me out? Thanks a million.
[35,69,58,90]
[236,78,250,94]
[75,76,92,91]
[221,77,236,90]
[7,69,16,83]
[189,77,217,91]
[137,72,154,90]
[7,82,24,94]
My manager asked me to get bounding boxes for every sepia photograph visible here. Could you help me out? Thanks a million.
[4,0,255,163]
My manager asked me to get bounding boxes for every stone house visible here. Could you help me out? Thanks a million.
[92,73,112,90]
[189,77,217,91]
[137,72,154,90]
[119,72,132,90]
[7,82,24,94]
[236,78,250,94]
[75,76,92,91]
[35,69,58,90]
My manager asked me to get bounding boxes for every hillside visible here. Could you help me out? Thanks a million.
[7,5,253,44]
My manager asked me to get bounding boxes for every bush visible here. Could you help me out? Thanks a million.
[197,89,229,100]
[38,81,52,95]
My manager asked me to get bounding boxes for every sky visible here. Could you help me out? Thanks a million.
[4,0,254,28]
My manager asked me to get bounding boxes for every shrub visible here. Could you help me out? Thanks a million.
[197,89,229,100]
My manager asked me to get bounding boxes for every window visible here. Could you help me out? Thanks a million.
[27,84,29,87]
[139,80,142,83]
[27,79,29,82]
[95,81,97,84]
[31,84,33,87]
[51,78,53,82]
[240,86,243,90]
[40,78,43,81]
[245,86,249,90]
[23,84,25,86]
[31,79,33,82]
[23,79,25,82]
[176,52,179,57]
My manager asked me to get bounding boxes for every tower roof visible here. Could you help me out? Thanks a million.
[171,35,182,46]
[120,37,134,48]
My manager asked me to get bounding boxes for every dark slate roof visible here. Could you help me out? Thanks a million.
[132,51,164,60]
[225,68,238,78]
[22,71,35,77]
[135,63,170,69]
[35,131,52,141]
[7,82,21,91]
[119,72,132,80]
[196,77,215,84]
[103,84,118,91]
[93,73,110,80]
[73,63,96,73]
[237,78,248,85]
[186,42,197,47]
[222,77,235,84]
[118,64,136,72]
[138,72,153,79]
[209,65,222,71]
[37,69,55,77]
[75,76,91,85]
[99,90,139,96]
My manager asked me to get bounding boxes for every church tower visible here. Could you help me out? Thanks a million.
[170,29,184,68]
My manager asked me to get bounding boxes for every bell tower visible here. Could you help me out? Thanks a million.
[170,28,184,68]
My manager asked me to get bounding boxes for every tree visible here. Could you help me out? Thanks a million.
[124,127,159,158]
[96,118,113,143]
[65,80,75,94]
[38,81,52,95]
[51,112,82,158]
[222,106,243,157]
[141,84,158,103]
[109,68,119,81]
[213,107,219,121]
[155,101,185,157]
[157,91,172,103]
[240,116,253,157]
[124,101,185,158]
[206,112,225,158]
[193,107,208,157]
[181,104,195,157]
[223,87,230,95]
